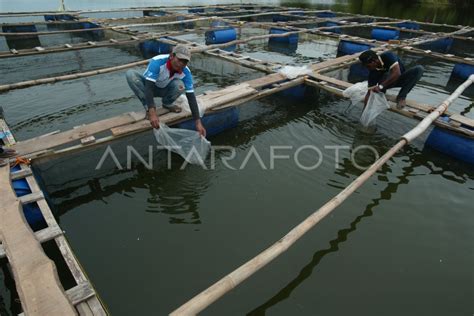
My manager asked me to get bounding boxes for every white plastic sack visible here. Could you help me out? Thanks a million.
[173,94,206,118]
[278,65,313,79]
[153,123,211,165]
[360,92,389,127]
[343,81,368,105]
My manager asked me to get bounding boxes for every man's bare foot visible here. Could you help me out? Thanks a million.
[163,104,182,113]
[0,147,16,158]
[396,99,406,109]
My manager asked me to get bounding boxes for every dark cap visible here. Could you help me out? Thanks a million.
[359,50,378,65]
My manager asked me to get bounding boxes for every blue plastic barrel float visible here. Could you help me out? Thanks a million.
[451,63,474,80]
[348,62,370,81]
[10,165,48,231]
[177,107,239,137]
[269,27,298,44]
[143,10,166,17]
[290,11,306,16]
[371,28,400,41]
[273,14,290,22]
[2,24,38,33]
[316,12,336,18]
[278,84,307,99]
[267,40,298,55]
[139,39,172,59]
[188,8,205,13]
[421,37,454,53]
[396,22,420,30]
[320,21,341,34]
[205,27,237,44]
[337,40,374,56]
[425,117,474,165]
[2,24,40,50]
[44,14,76,21]
[80,21,104,39]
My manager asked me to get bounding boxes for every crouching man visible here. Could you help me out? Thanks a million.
[359,50,424,109]
[126,44,206,136]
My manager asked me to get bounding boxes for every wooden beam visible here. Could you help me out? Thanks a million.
[0,26,108,37]
[0,19,94,27]
[10,168,32,180]
[12,111,144,157]
[400,46,474,66]
[75,303,94,316]
[0,36,150,59]
[66,283,95,305]
[0,225,64,259]
[18,191,44,205]
[0,166,76,315]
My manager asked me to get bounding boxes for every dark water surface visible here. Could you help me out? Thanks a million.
[0,1,473,315]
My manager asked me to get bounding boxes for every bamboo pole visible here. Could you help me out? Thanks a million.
[117,16,220,28]
[73,4,247,14]
[402,75,474,142]
[0,59,149,92]
[0,29,185,59]
[0,5,232,17]
[222,10,331,19]
[0,16,221,36]
[170,75,474,316]
[399,46,474,66]
[0,26,108,37]
[0,19,93,26]
[0,37,144,59]
[0,12,79,17]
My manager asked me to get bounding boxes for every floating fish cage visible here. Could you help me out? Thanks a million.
[0,4,473,316]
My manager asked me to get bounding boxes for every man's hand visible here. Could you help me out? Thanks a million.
[372,85,382,93]
[148,108,160,129]
[363,91,370,109]
[195,119,206,137]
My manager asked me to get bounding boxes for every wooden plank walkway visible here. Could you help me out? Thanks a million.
[0,116,107,315]
[0,165,76,315]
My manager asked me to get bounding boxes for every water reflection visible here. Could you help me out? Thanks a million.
[0,259,21,315]
[281,0,474,26]
[246,160,410,315]
[35,137,209,225]
[246,142,473,315]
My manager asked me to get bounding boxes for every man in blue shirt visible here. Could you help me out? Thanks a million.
[126,45,206,136]
[359,50,424,109]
